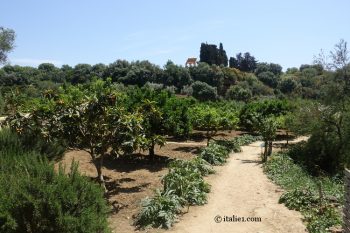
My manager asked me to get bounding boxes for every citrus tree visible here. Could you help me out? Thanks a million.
[6,80,144,191]
[138,99,165,161]
[191,105,238,145]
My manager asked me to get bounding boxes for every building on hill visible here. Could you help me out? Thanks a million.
[185,58,197,67]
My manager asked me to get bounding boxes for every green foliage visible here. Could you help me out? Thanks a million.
[199,42,228,66]
[279,188,319,211]
[0,91,5,115]
[0,27,16,64]
[191,81,218,101]
[162,97,195,138]
[134,190,183,229]
[257,116,279,162]
[305,208,342,233]
[0,133,110,233]
[213,135,263,154]
[191,104,239,144]
[199,143,230,165]
[279,77,298,94]
[0,125,65,160]
[239,99,290,131]
[168,158,215,177]
[225,85,252,102]
[213,139,241,153]
[163,60,192,90]
[162,161,210,205]
[264,152,344,233]
[255,62,283,76]
[138,100,165,160]
[257,71,278,88]
[5,80,144,190]
[229,52,257,72]
[233,134,263,146]
[135,156,213,229]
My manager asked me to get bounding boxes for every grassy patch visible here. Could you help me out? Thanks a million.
[264,152,344,233]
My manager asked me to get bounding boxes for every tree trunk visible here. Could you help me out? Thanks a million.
[267,141,273,156]
[263,141,268,162]
[206,130,210,146]
[149,141,155,161]
[95,155,107,193]
[90,147,107,193]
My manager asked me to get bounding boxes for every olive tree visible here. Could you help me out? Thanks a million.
[0,27,16,64]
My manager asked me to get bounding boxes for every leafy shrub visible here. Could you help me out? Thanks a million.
[306,208,342,233]
[213,139,241,153]
[264,152,344,233]
[233,134,263,146]
[225,85,252,102]
[279,77,298,94]
[257,71,278,88]
[200,143,230,165]
[162,163,210,205]
[162,97,195,138]
[239,99,290,131]
[190,104,239,144]
[168,158,214,177]
[0,151,110,233]
[191,81,218,101]
[134,190,183,229]
[279,188,319,211]
[0,127,65,160]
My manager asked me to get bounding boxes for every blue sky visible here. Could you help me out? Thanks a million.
[1,0,350,70]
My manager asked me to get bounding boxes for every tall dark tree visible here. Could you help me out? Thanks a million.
[218,43,228,66]
[200,42,228,66]
[229,52,257,72]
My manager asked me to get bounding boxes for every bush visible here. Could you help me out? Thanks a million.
[134,190,183,229]
[225,85,252,102]
[0,154,110,233]
[233,134,263,146]
[257,71,278,88]
[191,81,218,101]
[162,97,195,138]
[264,152,344,233]
[213,139,241,153]
[279,77,298,94]
[199,143,230,165]
[239,99,290,131]
[279,188,319,211]
[168,158,214,177]
[0,126,66,160]
[162,162,210,205]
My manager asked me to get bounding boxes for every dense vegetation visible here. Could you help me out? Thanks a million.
[0,129,110,233]
[1,27,350,232]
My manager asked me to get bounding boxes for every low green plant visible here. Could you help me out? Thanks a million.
[234,134,263,146]
[199,143,230,165]
[279,188,319,211]
[264,152,344,233]
[305,208,342,233]
[162,164,210,205]
[168,158,214,176]
[213,139,241,152]
[0,154,110,233]
[134,190,183,229]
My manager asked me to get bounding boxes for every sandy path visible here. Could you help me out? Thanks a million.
[161,140,307,233]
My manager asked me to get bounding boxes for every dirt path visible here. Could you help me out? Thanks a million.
[159,139,307,233]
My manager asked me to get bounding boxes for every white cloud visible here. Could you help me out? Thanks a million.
[10,58,63,67]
